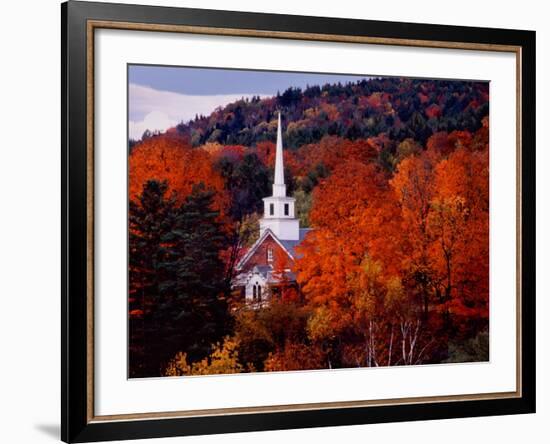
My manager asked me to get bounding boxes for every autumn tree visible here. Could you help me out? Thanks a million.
[296,161,395,367]
[129,134,227,213]
[165,337,246,376]
[264,341,326,371]
[232,298,310,371]
[297,136,378,174]
[428,146,489,332]
[389,148,441,320]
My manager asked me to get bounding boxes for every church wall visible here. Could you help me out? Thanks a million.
[239,235,294,273]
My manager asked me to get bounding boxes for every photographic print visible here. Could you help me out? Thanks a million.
[63,5,535,440]
[128,65,489,379]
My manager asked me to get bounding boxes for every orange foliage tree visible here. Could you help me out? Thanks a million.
[297,162,388,313]
[295,161,403,366]
[255,140,302,178]
[429,146,489,322]
[129,135,228,214]
[295,130,489,367]
[296,136,379,174]
[388,148,441,318]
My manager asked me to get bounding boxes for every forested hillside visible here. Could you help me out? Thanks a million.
[162,77,489,149]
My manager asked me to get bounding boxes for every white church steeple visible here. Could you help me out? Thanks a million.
[259,112,300,241]
[272,112,286,197]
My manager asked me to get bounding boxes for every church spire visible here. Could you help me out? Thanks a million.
[259,111,300,240]
[272,112,286,197]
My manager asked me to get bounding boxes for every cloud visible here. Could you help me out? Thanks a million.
[129,110,178,141]
[128,83,263,140]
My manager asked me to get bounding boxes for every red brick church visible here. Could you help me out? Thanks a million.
[232,113,311,305]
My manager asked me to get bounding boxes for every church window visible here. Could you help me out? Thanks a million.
[267,247,273,263]
[257,285,262,301]
[284,203,289,216]
[252,284,257,300]
[269,203,274,215]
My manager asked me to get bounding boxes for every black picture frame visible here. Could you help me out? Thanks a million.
[62,1,536,442]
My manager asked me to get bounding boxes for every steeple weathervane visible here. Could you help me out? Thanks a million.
[272,112,286,197]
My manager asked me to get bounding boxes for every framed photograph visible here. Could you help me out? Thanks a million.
[62,1,536,442]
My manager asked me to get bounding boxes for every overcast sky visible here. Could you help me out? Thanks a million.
[128,65,371,140]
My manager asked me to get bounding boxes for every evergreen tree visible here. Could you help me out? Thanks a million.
[158,183,231,366]
[128,180,177,378]
[129,181,231,377]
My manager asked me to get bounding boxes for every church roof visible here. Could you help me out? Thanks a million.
[236,228,294,271]
[253,265,272,279]
[279,228,313,259]
[235,227,313,272]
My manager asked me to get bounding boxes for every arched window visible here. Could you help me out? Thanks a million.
[252,284,257,300]
[257,285,262,301]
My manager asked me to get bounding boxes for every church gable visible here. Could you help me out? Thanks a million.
[238,232,294,274]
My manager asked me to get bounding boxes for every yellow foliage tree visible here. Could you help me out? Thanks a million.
[164,337,246,376]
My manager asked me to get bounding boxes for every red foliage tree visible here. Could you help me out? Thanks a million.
[129,135,228,215]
